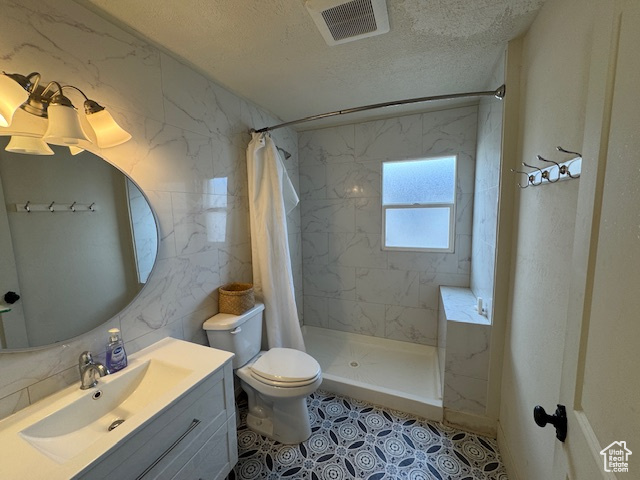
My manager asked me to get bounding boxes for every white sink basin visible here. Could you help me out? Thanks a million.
[19,359,192,463]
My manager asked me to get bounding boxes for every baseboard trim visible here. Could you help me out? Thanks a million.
[443,409,497,437]
[497,420,520,480]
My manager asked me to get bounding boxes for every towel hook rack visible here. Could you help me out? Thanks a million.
[511,145,583,188]
[12,201,97,213]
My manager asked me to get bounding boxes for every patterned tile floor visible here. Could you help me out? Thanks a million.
[228,390,508,480]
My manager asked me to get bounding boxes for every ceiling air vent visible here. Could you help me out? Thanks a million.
[305,0,390,46]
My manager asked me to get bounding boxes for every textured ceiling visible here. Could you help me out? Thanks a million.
[75,0,544,129]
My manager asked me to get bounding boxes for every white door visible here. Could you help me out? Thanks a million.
[552,0,640,478]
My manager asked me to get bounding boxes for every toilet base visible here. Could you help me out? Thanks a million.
[241,381,314,444]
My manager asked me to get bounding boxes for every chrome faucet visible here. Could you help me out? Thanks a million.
[79,351,108,390]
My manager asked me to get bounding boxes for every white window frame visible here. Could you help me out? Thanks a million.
[381,156,457,253]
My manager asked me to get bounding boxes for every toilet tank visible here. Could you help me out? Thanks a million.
[203,303,264,368]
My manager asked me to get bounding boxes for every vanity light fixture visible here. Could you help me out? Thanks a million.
[0,70,131,153]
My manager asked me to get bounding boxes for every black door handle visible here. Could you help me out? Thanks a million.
[3,291,20,304]
[534,404,567,442]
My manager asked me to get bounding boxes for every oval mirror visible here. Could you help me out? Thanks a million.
[0,138,158,350]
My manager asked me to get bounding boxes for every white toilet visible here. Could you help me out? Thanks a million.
[203,303,322,444]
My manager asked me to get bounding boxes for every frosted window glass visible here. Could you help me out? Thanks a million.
[385,207,451,249]
[382,157,455,205]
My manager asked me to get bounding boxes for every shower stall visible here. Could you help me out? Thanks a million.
[290,54,506,427]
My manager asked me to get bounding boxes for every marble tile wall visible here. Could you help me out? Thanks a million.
[470,53,505,322]
[439,287,490,416]
[0,0,301,419]
[299,106,478,345]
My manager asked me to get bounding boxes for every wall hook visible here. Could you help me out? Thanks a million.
[555,147,582,177]
[536,155,561,183]
[556,146,582,157]
[522,162,546,185]
[565,158,581,179]
[510,168,531,188]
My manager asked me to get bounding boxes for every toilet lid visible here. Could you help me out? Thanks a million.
[250,348,321,383]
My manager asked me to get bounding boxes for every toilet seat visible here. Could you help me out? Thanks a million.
[250,348,321,387]
[250,372,321,388]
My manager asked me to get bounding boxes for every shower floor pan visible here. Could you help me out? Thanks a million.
[302,326,442,421]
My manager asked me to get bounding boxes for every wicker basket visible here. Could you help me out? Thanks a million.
[218,283,255,315]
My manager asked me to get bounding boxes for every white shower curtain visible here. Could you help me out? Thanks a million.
[246,132,305,351]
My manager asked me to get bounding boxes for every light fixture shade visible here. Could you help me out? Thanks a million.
[42,103,89,145]
[85,109,131,148]
[0,74,29,127]
[5,135,54,155]
[69,146,84,155]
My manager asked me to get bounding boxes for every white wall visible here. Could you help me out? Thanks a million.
[298,106,477,345]
[0,0,301,419]
[498,0,599,478]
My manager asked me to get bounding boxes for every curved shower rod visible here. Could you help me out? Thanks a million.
[251,84,506,134]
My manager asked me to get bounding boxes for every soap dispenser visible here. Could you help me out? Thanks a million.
[106,328,128,373]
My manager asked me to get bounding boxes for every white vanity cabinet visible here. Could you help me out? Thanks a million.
[75,360,237,480]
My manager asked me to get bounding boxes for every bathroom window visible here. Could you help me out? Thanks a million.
[382,156,456,252]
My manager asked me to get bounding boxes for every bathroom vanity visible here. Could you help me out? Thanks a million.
[0,338,237,479]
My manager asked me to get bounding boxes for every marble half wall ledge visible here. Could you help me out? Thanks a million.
[440,286,490,326]
[438,286,493,434]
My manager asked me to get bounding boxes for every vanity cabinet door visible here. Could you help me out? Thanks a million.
[134,399,225,480]
[76,365,231,480]
[172,415,237,480]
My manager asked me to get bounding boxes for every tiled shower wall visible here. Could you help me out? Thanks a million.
[470,53,505,321]
[299,106,478,345]
[0,0,301,419]
[432,56,505,425]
